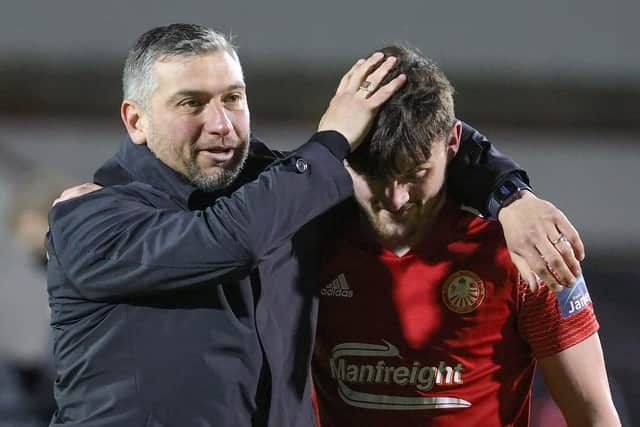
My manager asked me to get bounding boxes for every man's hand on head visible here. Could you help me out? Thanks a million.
[498,191,585,292]
[318,52,406,152]
[52,183,103,207]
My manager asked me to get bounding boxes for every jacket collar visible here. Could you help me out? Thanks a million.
[94,136,280,210]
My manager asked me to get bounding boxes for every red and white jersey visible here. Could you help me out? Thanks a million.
[312,201,599,427]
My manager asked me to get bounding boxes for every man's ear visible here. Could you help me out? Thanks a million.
[446,120,462,161]
[121,100,148,145]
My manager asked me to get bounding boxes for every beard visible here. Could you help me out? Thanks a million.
[183,140,249,192]
[360,203,423,245]
[146,116,251,193]
[358,188,447,250]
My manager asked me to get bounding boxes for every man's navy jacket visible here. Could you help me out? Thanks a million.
[46,126,524,426]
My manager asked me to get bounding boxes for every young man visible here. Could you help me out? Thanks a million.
[48,24,584,427]
[312,46,620,426]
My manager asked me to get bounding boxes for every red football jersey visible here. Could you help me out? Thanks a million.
[313,201,598,427]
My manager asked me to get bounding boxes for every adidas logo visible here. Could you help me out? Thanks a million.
[321,273,353,298]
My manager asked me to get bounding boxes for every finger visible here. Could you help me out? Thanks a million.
[555,214,585,262]
[337,58,366,94]
[52,191,77,207]
[539,225,582,285]
[548,228,582,280]
[356,56,397,98]
[518,244,562,289]
[54,183,102,206]
[545,212,583,276]
[85,183,102,191]
[539,242,577,288]
[510,252,538,292]
[546,280,564,293]
[553,237,582,281]
[60,188,75,199]
[542,230,579,286]
[367,74,407,107]
[536,217,578,286]
[347,52,385,91]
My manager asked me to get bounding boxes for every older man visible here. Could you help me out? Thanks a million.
[48,24,582,427]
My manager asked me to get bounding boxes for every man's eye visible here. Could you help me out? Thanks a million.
[405,170,428,182]
[179,99,203,108]
[394,172,424,185]
[225,93,243,104]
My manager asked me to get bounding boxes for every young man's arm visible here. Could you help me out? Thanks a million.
[538,333,621,427]
[518,275,620,427]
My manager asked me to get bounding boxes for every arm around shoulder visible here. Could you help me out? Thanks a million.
[447,121,529,217]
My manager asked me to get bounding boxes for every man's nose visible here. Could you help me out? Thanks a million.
[204,102,232,136]
[382,182,410,211]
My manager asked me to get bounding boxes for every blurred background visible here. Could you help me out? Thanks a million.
[1,1,637,425]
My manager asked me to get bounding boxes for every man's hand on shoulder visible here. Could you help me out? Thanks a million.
[52,183,103,207]
[498,191,585,292]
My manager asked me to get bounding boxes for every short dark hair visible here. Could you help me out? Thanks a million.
[123,23,238,109]
[347,45,455,180]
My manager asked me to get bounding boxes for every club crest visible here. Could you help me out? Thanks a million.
[442,271,485,314]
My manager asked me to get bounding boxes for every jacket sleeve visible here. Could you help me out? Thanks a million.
[447,121,531,218]
[48,133,352,301]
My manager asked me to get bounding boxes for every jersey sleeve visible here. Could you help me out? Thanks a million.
[517,276,599,359]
